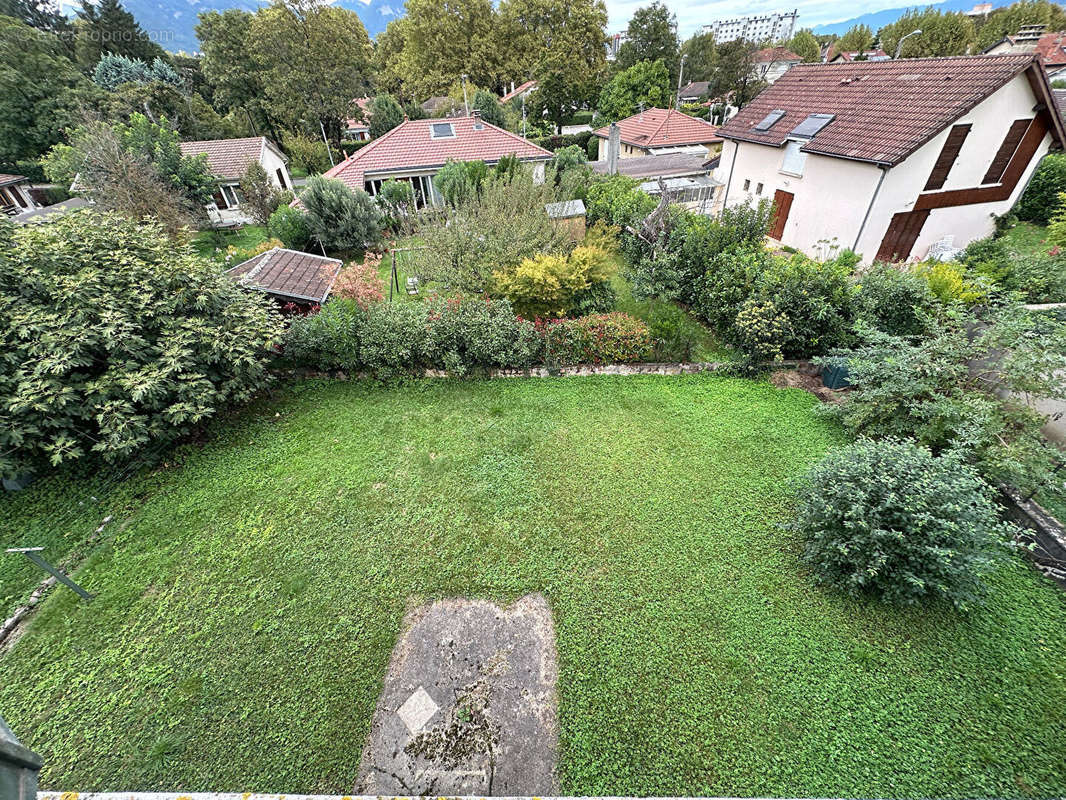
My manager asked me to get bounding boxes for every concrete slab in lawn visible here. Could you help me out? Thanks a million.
[356,593,558,796]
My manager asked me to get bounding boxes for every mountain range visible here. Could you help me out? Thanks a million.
[810,0,1013,36]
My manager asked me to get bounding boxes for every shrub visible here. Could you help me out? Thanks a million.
[376,179,415,229]
[332,256,385,308]
[912,260,988,304]
[281,132,332,175]
[542,313,652,365]
[1015,152,1066,225]
[1047,190,1066,247]
[733,298,788,362]
[821,306,1066,496]
[238,162,282,225]
[1009,250,1066,303]
[368,93,404,138]
[960,236,1012,284]
[0,211,284,477]
[435,159,489,206]
[493,245,616,318]
[552,144,587,172]
[854,263,938,338]
[790,438,1013,609]
[300,176,383,253]
[568,280,618,316]
[696,245,771,330]
[585,175,657,229]
[268,204,311,250]
[420,296,542,375]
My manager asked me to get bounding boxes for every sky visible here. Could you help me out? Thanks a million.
[603,0,906,37]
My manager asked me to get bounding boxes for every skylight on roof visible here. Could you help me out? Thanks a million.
[790,113,835,139]
[754,109,786,131]
[430,122,455,139]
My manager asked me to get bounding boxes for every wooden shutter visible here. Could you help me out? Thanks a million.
[982,118,1032,185]
[875,209,930,262]
[924,124,971,191]
[768,190,793,240]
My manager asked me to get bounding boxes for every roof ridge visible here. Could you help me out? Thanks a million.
[325,121,409,177]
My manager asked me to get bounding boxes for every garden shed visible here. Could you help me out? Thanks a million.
[226,247,342,305]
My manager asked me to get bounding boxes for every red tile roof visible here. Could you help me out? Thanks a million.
[753,47,802,64]
[500,80,537,103]
[592,108,721,148]
[719,55,1055,165]
[0,173,27,187]
[1034,31,1066,67]
[320,116,553,193]
[179,137,286,181]
[227,247,342,304]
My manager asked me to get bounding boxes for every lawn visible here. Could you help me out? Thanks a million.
[999,220,1052,258]
[190,225,270,263]
[1,376,1064,797]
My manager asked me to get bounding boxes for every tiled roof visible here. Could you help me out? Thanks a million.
[718,55,1048,165]
[754,47,802,64]
[829,49,890,62]
[1034,31,1066,67]
[592,108,721,148]
[179,137,286,181]
[227,247,342,304]
[500,80,537,103]
[679,80,711,97]
[0,173,27,187]
[590,152,714,179]
[319,116,553,193]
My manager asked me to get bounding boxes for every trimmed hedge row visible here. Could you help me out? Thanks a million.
[284,296,652,377]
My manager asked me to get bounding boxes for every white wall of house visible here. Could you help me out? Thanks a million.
[260,144,292,191]
[718,72,1054,261]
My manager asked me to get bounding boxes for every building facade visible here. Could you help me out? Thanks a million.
[702,10,798,44]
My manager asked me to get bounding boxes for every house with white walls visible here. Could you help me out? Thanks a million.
[752,47,803,84]
[179,136,292,225]
[715,54,1065,262]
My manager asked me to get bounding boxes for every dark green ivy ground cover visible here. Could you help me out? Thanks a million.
[1,376,1064,796]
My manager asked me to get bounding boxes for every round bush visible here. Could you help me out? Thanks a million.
[790,439,1012,609]
[855,263,937,337]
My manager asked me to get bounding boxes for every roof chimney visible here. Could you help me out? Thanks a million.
[472,109,483,130]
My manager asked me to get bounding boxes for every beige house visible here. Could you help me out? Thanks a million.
[179,137,292,226]
[715,55,1065,262]
[592,109,722,160]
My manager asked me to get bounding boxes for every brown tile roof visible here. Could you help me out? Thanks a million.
[679,80,711,98]
[500,80,536,103]
[718,54,1050,165]
[0,173,27,187]
[753,47,802,64]
[1034,31,1066,67]
[227,247,342,304]
[593,108,721,148]
[179,137,286,181]
[317,116,553,195]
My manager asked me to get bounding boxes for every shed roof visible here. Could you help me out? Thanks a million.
[227,247,342,304]
[178,137,287,181]
[718,54,1063,165]
[592,108,721,148]
[0,173,27,187]
[545,199,585,219]
[317,116,553,194]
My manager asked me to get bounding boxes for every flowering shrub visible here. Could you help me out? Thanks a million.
[332,254,385,308]
[541,313,652,365]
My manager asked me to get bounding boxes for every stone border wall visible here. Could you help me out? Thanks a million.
[1000,486,1066,589]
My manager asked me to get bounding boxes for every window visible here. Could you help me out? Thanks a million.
[756,182,763,195]
[754,109,786,131]
[430,122,455,138]
[780,139,807,176]
[743,179,751,191]
[789,113,834,139]
[275,168,288,189]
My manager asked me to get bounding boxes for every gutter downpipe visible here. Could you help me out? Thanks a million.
[852,164,889,253]
[719,139,739,218]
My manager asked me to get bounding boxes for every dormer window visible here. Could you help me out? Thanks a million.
[430,122,455,139]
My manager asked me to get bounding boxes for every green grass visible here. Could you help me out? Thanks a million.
[2,376,1065,797]
[190,225,270,262]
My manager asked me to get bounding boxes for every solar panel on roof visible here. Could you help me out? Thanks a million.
[430,122,455,138]
[790,113,835,139]
[754,109,786,131]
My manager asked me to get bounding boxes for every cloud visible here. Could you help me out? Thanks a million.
[604,0,912,38]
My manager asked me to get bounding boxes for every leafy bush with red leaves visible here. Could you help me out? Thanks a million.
[332,254,385,309]
[541,313,652,365]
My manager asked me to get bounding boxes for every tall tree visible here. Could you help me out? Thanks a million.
[598,59,671,122]
[616,1,680,84]
[499,0,608,131]
[74,0,166,71]
[709,40,763,108]
[371,17,412,99]
[398,0,501,99]
[680,31,717,83]
[0,0,71,45]
[835,24,874,53]
[788,30,821,62]
[975,0,1066,50]
[368,93,405,138]
[0,16,89,164]
[879,9,975,58]
[249,0,373,140]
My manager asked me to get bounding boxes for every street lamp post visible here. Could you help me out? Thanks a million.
[894,29,922,59]
[675,54,688,110]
